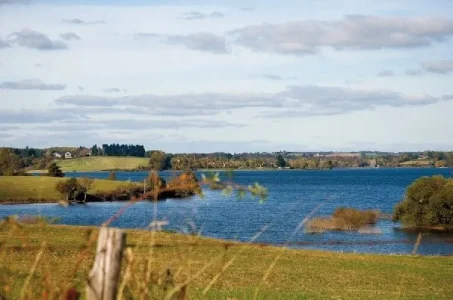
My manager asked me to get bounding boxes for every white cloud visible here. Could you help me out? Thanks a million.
[231,15,453,55]
[103,88,122,93]
[405,68,424,76]
[56,95,119,106]
[259,73,297,81]
[376,70,395,77]
[421,60,453,74]
[59,32,81,41]
[167,33,229,54]
[7,28,67,50]
[260,85,442,117]
[0,109,83,123]
[0,79,66,90]
[62,18,105,25]
[182,11,225,20]
[51,85,449,118]
[0,38,10,48]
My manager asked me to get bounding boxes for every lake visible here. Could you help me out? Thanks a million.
[1,168,453,255]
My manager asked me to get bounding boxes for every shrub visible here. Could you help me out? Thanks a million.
[393,175,453,229]
[78,177,94,202]
[108,171,117,181]
[48,163,65,177]
[94,183,142,201]
[0,148,23,176]
[146,171,167,191]
[306,207,379,233]
[167,171,200,198]
[332,207,378,228]
[56,178,80,201]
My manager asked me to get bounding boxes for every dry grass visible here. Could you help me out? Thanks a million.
[0,224,452,299]
[399,160,433,167]
[306,208,379,233]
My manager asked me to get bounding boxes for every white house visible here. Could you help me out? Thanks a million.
[53,152,62,158]
[65,152,72,159]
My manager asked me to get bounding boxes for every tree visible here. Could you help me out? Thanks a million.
[0,148,22,176]
[276,154,287,168]
[148,151,168,171]
[101,143,145,157]
[393,175,453,229]
[108,171,117,181]
[79,177,94,202]
[326,160,334,170]
[56,178,80,201]
[145,171,167,193]
[48,163,65,177]
[91,145,99,156]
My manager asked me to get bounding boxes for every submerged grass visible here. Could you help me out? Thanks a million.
[0,224,452,299]
[306,207,380,233]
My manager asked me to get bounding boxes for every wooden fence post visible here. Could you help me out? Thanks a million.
[87,227,126,300]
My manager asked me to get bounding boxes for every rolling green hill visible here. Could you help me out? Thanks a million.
[54,156,149,171]
[0,176,138,203]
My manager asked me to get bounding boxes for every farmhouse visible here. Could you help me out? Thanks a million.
[64,152,72,159]
[53,152,62,158]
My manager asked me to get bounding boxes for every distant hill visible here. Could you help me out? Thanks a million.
[54,156,149,172]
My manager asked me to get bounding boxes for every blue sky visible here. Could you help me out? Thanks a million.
[0,0,452,152]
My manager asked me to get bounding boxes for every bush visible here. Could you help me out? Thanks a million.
[48,163,65,177]
[146,171,167,191]
[393,175,453,229]
[94,183,142,201]
[167,171,200,198]
[333,207,378,228]
[108,171,117,181]
[78,177,94,202]
[306,207,379,233]
[56,178,80,201]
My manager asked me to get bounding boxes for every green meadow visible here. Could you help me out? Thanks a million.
[0,176,138,203]
[0,224,452,299]
[52,156,149,172]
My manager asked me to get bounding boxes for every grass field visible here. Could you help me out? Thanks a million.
[0,224,452,299]
[0,176,138,203]
[399,160,433,166]
[53,156,149,171]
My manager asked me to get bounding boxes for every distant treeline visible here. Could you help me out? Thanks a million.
[1,146,453,175]
[93,144,146,157]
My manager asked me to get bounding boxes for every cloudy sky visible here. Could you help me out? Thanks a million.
[0,0,452,152]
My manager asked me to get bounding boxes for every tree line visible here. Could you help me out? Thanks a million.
[91,144,146,157]
[2,146,453,175]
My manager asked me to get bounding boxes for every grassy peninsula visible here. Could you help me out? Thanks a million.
[0,176,139,204]
[1,224,452,299]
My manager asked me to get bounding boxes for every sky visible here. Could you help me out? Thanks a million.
[0,0,452,153]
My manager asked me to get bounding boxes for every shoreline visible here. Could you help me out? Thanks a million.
[27,166,452,173]
[1,223,452,256]
[2,224,452,299]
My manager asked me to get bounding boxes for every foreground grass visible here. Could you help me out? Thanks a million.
[0,176,138,204]
[53,156,149,172]
[0,224,452,299]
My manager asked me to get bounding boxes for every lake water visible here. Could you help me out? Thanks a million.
[2,168,453,255]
